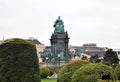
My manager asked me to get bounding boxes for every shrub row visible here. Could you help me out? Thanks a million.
[58,60,118,82]
[115,64,120,80]
[40,66,54,79]
[57,60,90,82]
[72,63,117,82]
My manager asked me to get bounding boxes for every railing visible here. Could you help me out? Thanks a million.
[39,61,66,67]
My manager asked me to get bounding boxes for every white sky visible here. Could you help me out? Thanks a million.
[0,0,120,48]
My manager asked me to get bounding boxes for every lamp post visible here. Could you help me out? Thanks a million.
[112,63,115,68]
[46,57,48,66]
[58,54,60,67]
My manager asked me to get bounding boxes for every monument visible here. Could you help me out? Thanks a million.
[50,16,70,64]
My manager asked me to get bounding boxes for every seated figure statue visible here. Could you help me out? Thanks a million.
[53,16,64,33]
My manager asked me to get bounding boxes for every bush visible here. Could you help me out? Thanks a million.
[115,64,120,80]
[57,60,90,82]
[40,67,50,78]
[72,63,117,82]
[57,64,65,73]
[46,66,54,76]
[0,38,40,82]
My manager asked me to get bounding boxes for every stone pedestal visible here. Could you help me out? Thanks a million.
[50,32,69,63]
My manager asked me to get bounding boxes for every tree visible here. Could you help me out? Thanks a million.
[46,66,54,76]
[103,49,119,68]
[40,67,50,78]
[72,63,117,82]
[0,38,40,82]
[81,55,88,60]
[57,60,90,82]
[89,54,100,63]
[115,64,120,80]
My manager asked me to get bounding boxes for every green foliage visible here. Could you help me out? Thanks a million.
[90,54,100,63]
[46,66,54,76]
[72,63,117,82]
[81,55,88,60]
[41,78,57,82]
[40,67,50,78]
[103,49,119,68]
[0,38,40,82]
[115,64,120,80]
[97,79,118,82]
[57,60,90,82]
[57,64,65,73]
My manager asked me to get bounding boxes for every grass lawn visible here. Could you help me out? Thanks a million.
[41,78,120,82]
[41,78,57,82]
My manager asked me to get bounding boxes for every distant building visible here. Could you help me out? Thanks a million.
[69,45,81,52]
[113,48,120,55]
[113,49,120,63]
[0,40,3,44]
[27,38,45,51]
[0,39,4,44]
[27,37,45,62]
[70,43,108,57]
[80,43,107,56]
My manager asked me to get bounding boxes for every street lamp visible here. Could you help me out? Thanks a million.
[112,63,115,68]
[46,57,48,66]
[58,54,60,67]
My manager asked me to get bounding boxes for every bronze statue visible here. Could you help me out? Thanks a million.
[53,16,64,33]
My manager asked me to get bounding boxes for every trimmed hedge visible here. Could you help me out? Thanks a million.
[0,38,40,82]
[46,66,54,76]
[57,60,90,82]
[115,64,120,80]
[72,63,117,82]
[40,67,50,78]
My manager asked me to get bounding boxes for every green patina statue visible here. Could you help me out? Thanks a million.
[53,16,64,33]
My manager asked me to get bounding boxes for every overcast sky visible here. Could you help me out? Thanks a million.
[0,0,120,48]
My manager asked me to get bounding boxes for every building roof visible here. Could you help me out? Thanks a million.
[27,39,41,44]
[0,40,4,44]
[83,43,97,47]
